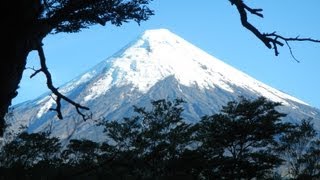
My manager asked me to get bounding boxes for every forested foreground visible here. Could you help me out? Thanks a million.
[0,97,319,180]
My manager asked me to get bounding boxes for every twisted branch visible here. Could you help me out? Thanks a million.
[35,41,90,120]
[229,0,320,61]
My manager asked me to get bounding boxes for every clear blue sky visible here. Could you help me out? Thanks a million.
[14,0,320,108]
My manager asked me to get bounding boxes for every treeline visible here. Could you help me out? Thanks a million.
[0,97,319,179]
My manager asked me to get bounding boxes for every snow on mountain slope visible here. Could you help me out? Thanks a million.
[81,29,306,106]
[6,29,320,142]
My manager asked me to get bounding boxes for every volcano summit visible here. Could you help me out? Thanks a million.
[7,29,320,141]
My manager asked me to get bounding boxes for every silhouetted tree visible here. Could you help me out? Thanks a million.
[0,131,61,179]
[60,139,105,178]
[296,139,320,180]
[1,98,316,179]
[62,139,101,167]
[1,0,154,136]
[0,132,61,168]
[101,99,196,179]
[278,119,320,179]
[300,139,320,179]
[197,97,290,179]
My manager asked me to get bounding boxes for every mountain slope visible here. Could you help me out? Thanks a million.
[7,29,320,142]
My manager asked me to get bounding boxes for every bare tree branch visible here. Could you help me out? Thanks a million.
[242,3,263,18]
[264,32,320,62]
[30,69,42,78]
[229,0,320,61]
[35,41,90,120]
[26,67,43,78]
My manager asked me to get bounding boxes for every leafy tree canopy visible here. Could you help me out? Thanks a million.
[1,97,319,179]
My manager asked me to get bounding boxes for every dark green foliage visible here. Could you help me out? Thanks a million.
[14,0,154,34]
[1,97,317,179]
[41,0,154,33]
[101,99,196,179]
[197,96,289,179]
[301,139,320,179]
[0,132,62,179]
[278,119,320,179]
[62,139,101,166]
[0,132,61,168]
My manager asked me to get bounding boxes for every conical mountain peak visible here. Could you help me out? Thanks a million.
[10,29,320,142]
[85,28,239,99]
[140,28,175,38]
[138,29,185,45]
[87,29,306,106]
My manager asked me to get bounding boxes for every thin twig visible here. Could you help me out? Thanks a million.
[26,67,42,78]
[285,41,299,63]
[242,3,263,18]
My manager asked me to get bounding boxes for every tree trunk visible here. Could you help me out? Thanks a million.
[1,0,51,136]
[0,39,30,136]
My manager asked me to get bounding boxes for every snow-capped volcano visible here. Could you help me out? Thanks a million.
[81,29,306,105]
[7,29,320,141]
